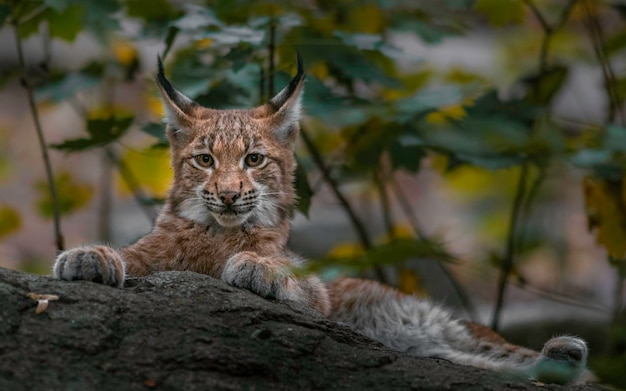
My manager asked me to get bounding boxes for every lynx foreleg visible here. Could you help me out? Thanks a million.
[221,251,330,315]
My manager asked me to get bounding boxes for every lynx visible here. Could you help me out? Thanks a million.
[53,56,591,385]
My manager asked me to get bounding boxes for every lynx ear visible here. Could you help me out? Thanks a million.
[156,56,198,142]
[260,53,305,146]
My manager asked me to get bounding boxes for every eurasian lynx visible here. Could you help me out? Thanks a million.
[53,56,591,385]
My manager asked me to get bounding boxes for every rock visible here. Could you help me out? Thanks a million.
[0,267,600,390]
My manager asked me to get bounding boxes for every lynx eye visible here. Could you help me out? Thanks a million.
[245,153,264,167]
[193,154,214,168]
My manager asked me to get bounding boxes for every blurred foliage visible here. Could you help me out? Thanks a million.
[1,0,626,385]
[117,147,172,198]
[0,205,21,239]
[35,172,93,218]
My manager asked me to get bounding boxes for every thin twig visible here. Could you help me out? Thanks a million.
[489,0,578,331]
[388,173,478,322]
[98,152,113,242]
[12,22,64,252]
[268,19,276,98]
[508,279,612,314]
[583,0,624,125]
[522,0,551,33]
[259,66,265,103]
[300,126,387,282]
[612,267,625,324]
[516,165,546,251]
[374,165,394,239]
[491,163,529,331]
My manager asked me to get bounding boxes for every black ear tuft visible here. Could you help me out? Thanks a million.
[268,53,306,111]
[287,52,305,96]
[156,55,181,106]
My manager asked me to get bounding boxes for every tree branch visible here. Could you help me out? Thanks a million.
[491,163,529,331]
[490,0,578,331]
[12,22,64,252]
[300,126,387,282]
[521,0,551,34]
[583,0,624,125]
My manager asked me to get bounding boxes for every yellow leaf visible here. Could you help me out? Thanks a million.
[327,242,364,259]
[88,106,133,120]
[35,172,93,218]
[116,147,172,198]
[584,177,626,259]
[444,165,520,198]
[0,205,21,239]
[146,93,164,118]
[112,40,138,66]
[196,38,213,49]
[378,224,414,243]
[348,4,385,33]
[426,104,467,125]
[397,268,426,296]
[310,63,329,80]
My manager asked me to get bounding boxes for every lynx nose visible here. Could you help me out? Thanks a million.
[219,191,240,206]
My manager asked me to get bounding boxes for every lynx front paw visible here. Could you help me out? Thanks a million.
[53,245,125,287]
[221,251,299,301]
[532,336,589,385]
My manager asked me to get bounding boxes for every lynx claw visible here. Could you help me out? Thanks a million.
[53,245,125,288]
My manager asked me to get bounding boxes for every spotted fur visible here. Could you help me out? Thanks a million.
[52,56,591,385]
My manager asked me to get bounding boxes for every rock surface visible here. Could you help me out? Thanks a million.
[0,267,600,391]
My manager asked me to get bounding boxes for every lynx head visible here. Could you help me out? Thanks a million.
[156,56,304,228]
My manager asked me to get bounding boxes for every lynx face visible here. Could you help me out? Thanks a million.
[172,112,295,228]
[156,57,303,229]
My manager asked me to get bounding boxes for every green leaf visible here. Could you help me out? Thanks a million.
[224,45,254,72]
[0,205,21,239]
[445,0,476,10]
[162,26,179,60]
[333,31,421,61]
[0,5,11,28]
[299,75,369,126]
[603,31,626,55]
[570,149,612,168]
[86,115,133,139]
[141,122,169,148]
[81,0,122,35]
[603,125,626,153]
[474,0,524,26]
[35,72,99,102]
[48,5,83,42]
[294,156,313,217]
[388,138,425,172]
[395,85,466,122]
[35,172,93,218]
[343,118,402,174]
[125,0,178,22]
[44,0,71,12]
[203,25,265,47]
[172,5,221,31]
[293,29,401,88]
[522,65,569,106]
[51,115,134,151]
[390,15,460,44]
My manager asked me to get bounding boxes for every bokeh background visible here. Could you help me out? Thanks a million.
[0,0,625,386]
